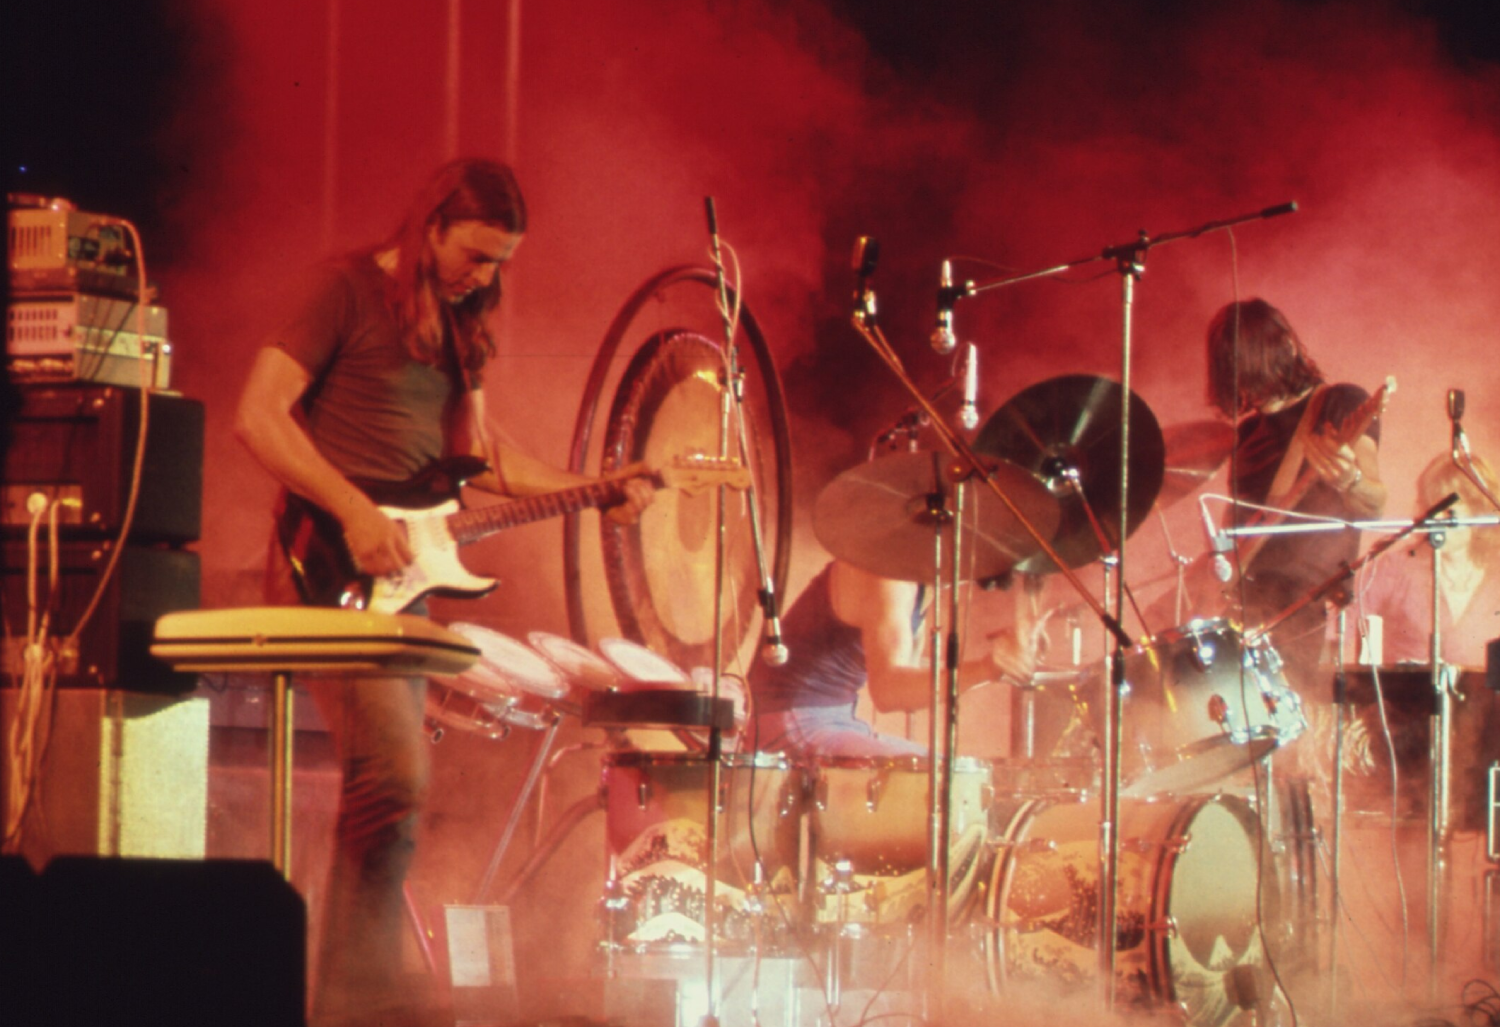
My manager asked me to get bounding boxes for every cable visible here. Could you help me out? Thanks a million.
[3,495,66,848]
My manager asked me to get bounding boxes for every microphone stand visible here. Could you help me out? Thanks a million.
[850,257,1125,1022]
[946,200,1297,1003]
[695,197,785,1027]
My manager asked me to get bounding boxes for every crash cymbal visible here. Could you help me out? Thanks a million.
[1158,419,1234,508]
[974,374,1164,573]
[813,451,1060,583]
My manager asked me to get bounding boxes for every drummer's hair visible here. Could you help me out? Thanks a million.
[1206,298,1324,418]
[1418,452,1500,561]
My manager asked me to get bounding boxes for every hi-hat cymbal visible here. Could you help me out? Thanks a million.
[974,374,1164,573]
[813,451,1059,583]
[1158,419,1234,508]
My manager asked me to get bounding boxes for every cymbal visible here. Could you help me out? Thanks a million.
[813,451,1060,583]
[1158,419,1234,508]
[974,374,1164,573]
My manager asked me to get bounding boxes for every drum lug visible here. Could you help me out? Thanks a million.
[866,769,888,812]
[1148,915,1178,938]
[779,782,798,818]
[636,778,651,809]
[814,775,828,811]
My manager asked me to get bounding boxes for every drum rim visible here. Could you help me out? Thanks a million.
[984,792,1264,1008]
[447,620,571,699]
[603,750,795,770]
[811,754,990,772]
[1143,615,1241,649]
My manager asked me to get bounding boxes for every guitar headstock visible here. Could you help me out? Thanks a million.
[657,454,753,493]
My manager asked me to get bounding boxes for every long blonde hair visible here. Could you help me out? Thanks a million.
[1417,451,1500,562]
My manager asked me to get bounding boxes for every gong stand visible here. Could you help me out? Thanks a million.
[948,200,1297,1001]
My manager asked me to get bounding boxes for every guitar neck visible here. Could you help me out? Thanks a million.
[443,475,654,545]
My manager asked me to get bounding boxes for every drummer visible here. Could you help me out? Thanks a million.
[748,558,1041,758]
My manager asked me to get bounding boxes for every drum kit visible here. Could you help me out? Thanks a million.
[420,373,1334,1027]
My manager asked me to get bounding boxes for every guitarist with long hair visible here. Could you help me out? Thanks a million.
[1206,298,1388,695]
[234,159,651,1027]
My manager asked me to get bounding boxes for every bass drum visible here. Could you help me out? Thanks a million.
[985,793,1268,1027]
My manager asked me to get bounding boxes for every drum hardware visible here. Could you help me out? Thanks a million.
[1146,916,1180,938]
[946,204,1301,1012]
[1235,494,1468,1003]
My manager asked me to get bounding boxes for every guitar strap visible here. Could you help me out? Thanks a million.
[1265,384,1332,505]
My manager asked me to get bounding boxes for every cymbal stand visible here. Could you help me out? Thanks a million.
[849,242,1123,1020]
[953,202,1297,1006]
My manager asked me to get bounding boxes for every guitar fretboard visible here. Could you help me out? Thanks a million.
[445,477,640,544]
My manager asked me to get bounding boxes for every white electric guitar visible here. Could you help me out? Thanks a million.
[277,454,750,612]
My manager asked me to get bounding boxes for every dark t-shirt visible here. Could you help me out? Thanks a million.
[1230,382,1379,672]
[749,564,867,713]
[277,253,470,483]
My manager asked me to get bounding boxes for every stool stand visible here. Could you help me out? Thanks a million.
[151,606,480,879]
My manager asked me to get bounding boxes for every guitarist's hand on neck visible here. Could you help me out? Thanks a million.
[602,463,656,527]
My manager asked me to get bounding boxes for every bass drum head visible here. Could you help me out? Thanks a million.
[564,267,791,671]
[986,794,1266,1027]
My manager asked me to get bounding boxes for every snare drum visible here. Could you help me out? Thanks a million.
[1120,618,1307,794]
[601,751,804,948]
[986,792,1267,1026]
[810,755,992,875]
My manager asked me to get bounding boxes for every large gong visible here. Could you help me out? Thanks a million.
[565,265,792,671]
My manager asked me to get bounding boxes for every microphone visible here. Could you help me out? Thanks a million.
[1200,498,1235,583]
[932,259,958,355]
[958,343,979,430]
[759,588,789,666]
[1449,388,1471,459]
[852,236,880,321]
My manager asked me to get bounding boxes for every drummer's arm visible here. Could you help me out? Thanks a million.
[833,562,1001,714]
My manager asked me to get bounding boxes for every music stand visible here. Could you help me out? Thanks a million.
[152,606,480,877]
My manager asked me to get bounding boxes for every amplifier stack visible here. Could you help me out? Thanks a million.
[7,194,171,390]
[3,194,201,695]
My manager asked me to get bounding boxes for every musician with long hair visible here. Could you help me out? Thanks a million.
[1355,452,1500,666]
[1206,298,1388,686]
[235,159,651,1027]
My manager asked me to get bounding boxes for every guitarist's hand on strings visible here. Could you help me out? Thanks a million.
[1303,424,1385,516]
[1302,426,1360,491]
[342,501,414,577]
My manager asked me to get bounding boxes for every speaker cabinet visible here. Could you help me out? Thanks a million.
[0,690,209,866]
[1,541,199,693]
[2,383,204,544]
